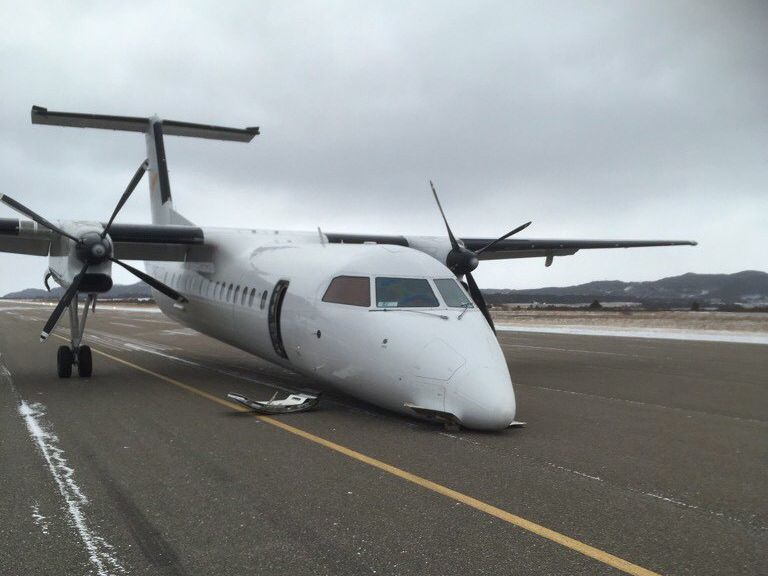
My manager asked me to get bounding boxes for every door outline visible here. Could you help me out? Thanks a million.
[269,279,290,359]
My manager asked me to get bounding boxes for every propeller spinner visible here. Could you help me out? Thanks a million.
[429,181,531,332]
[1,158,186,342]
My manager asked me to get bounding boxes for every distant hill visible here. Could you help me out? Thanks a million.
[2,281,151,301]
[483,271,768,308]
[4,271,767,309]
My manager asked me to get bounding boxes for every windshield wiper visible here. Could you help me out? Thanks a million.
[458,301,472,320]
[370,309,448,320]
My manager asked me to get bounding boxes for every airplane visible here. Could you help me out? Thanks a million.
[0,106,697,431]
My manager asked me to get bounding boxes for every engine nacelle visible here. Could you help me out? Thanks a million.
[47,221,113,293]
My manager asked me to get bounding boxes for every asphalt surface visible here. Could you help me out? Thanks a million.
[0,301,765,576]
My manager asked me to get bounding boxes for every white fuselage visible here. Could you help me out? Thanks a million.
[147,227,516,430]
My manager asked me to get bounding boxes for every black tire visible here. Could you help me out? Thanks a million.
[77,345,93,378]
[57,346,73,378]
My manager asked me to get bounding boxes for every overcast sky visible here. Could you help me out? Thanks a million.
[1,1,766,295]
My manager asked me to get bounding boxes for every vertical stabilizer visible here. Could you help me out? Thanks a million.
[145,117,185,225]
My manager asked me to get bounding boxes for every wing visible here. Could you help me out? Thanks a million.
[324,232,696,265]
[0,218,212,262]
[460,238,698,262]
[0,218,51,255]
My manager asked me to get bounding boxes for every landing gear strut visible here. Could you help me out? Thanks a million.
[57,294,95,378]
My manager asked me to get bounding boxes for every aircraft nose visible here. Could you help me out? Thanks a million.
[447,365,516,431]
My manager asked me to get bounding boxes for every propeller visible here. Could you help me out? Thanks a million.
[1,158,186,342]
[429,181,531,332]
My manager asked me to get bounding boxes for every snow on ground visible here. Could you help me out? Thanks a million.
[496,324,768,345]
[0,300,162,313]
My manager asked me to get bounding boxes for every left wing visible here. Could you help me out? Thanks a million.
[460,237,697,263]
[324,232,696,266]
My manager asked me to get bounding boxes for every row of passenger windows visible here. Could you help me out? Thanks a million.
[322,276,473,309]
[161,270,269,309]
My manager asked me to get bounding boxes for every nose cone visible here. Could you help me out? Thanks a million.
[447,365,516,431]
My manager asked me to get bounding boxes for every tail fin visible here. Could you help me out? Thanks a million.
[31,106,259,225]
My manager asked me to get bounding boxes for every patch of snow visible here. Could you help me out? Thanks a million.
[497,324,768,345]
[1,299,162,313]
[31,503,49,535]
[18,401,125,575]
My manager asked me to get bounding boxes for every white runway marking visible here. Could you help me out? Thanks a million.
[120,342,297,394]
[497,324,768,345]
[18,400,126,576]
[110,322,138,328]
[160,328,198,336]
[501,343,638,357]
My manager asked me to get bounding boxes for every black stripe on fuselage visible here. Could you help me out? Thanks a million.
[325,233,409,247]
[153,122,172,205]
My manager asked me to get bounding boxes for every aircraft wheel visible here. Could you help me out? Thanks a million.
[57,346,73,378]
[77,346,93,378]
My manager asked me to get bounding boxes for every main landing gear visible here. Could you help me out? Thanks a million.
[56,294,95,379]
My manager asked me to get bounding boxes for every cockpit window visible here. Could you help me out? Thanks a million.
[375,277,439,308]
[434,278,474,308]
[323,276,371,307]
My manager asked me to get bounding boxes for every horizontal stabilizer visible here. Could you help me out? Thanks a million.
[31,106,259,142]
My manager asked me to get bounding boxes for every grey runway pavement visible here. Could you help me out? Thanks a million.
[1,301,766,575]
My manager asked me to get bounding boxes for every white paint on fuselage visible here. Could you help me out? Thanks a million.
[147,228,516,430]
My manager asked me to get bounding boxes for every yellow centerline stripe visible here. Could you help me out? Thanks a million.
[60,335,661,576]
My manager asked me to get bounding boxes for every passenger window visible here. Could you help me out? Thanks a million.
[219,282,226,300]
[234,285,241,304]
[434,278,473,308]
[248,288,256,307]
[322,276,370,307]
[241,287,248,306]
[227,283,233,302]
[375,277,439,308]
[260,290,268,310]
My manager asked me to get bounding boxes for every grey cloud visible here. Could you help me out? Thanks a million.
[1,0,766,295]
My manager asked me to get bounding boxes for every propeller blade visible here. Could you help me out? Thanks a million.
[0,194,81,244]
[475,221,532,255]
[429,181,460,251]
[465,272,495,333]
[102,159,149,238]
[40,262,88,342]
[110,258,187,303]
